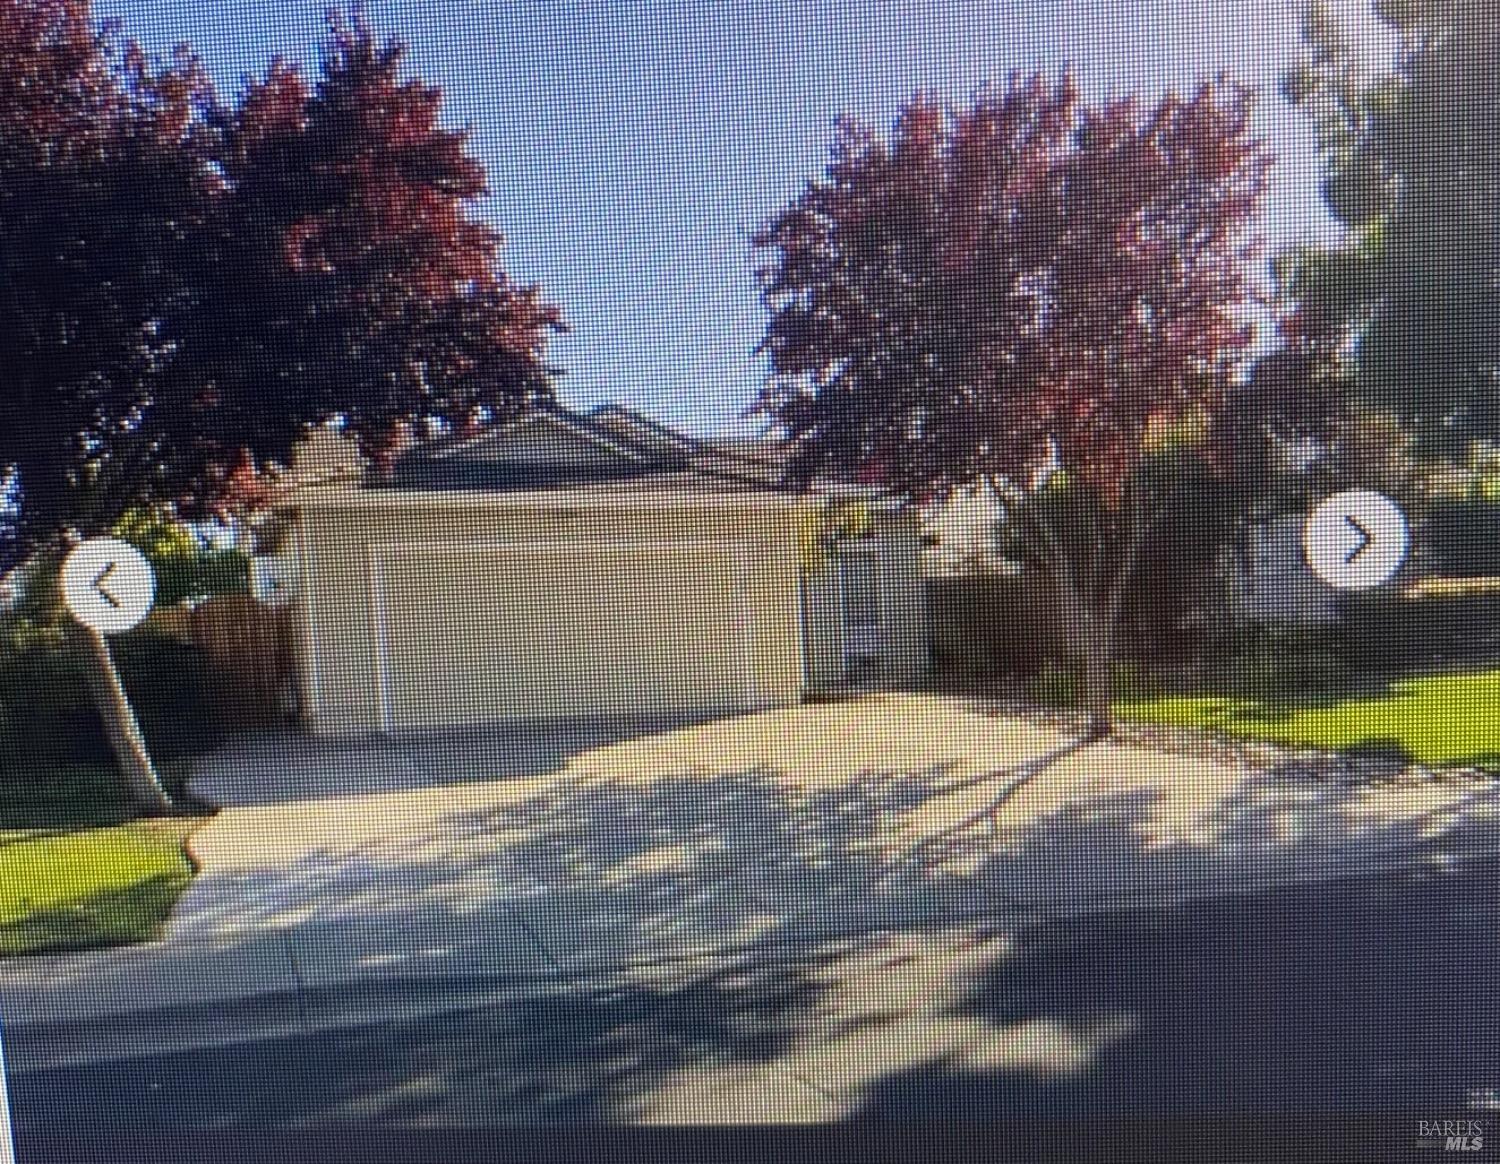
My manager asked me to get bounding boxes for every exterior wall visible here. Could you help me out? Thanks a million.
[800,547,845,691]
[800,508,931,692]
[291,492,809,736]
[294,505,381,735]
[879,509,931,684]
[287,428,365,485]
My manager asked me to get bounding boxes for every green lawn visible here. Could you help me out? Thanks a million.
[0,765,203,956]
[1119,667,1500,768]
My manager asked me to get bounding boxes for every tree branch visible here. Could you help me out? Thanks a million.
[1006,482,1073,591]
[1105,464,1182,625]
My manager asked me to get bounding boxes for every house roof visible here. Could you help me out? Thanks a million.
[382,405,673,490]
[586,403,706,459]
[382,402,830,497]
[285,402,891,511]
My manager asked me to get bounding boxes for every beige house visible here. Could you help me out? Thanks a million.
[268,405,928,737]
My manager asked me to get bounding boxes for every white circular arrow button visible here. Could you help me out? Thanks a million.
[61,537,156,634]
[1303,490,1409,591]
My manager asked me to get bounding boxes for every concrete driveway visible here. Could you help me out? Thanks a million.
[5,692,1500,1071]
[173,694,1079,947]
[187,713,724,806]
[176,693,1500,943]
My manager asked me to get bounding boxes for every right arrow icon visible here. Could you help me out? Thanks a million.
[1304,490,1409,591]
[1343,515,1371,563]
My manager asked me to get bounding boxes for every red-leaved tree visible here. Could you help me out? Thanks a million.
[182,12,561,476]
[755,74,1271,734]
[0,4,559,807]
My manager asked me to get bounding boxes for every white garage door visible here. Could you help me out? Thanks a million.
[371,539,758,731]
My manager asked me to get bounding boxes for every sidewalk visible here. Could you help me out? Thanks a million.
[11,856,1500,1129]
[0,914,568,1071]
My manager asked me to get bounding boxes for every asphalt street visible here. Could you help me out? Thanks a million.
[8,852,1499,1161]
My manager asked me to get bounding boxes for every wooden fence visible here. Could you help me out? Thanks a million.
[926,575,1061,681]
[926,572,1206,685]
[150,594,296,730]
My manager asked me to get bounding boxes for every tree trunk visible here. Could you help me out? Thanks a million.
[76,622,174,814]
[1079,610,1116,740]
[1060,586,1118,741]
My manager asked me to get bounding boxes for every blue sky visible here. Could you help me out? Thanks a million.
[103,0,1357,436]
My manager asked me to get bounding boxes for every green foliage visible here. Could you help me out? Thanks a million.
[1026,661,1080,707]
[995,450,1250,665]
[1206,622,1352,701]
[0,622,223,774]
[926,575,1059,680]
[1122,666,1500,769]
[1342,586,1500,676]
[2,508,246,618]
[0,815,199,955]
[1286,1,1500,451]
[796,499,874,572]
[1422,501,1500,577]
[0,753,201,957]
[112,507,248,606]
[0,763,147,830]
[112,508,200,559]
[1025,659,1164,708]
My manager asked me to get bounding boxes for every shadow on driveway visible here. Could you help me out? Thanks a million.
[168,714,1500,966]
[189,713,727,806]
[12,695,1500,1109]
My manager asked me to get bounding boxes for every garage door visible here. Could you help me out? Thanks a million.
[371,539,759,730]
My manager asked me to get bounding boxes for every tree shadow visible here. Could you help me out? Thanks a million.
[852,853,1500,1119]
[9,944,837,1128]
[168,711,1500,962]
[1340,737,1413,766]
[21,703,1500,1126]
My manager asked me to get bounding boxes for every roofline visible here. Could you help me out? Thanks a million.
[417,403,659,465]
[587,403,705,454]
[319,399,908,511]
[281,479,904,513]
[286,486,803,513]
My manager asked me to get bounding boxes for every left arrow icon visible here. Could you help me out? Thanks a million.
[91,561,122,608]
[61,538,155,634]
